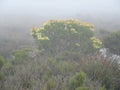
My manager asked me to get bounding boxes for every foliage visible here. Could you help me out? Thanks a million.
[1,50,119,90]
[47,78,56,90]
[0,72,4,80]
[103,31,120,55]
[2,62,14,75]
[1,19,120,90]
[0,56,4,69]
[81,54,120,90]
[69,71,86,90]
[76,86,88,90]
[0,56,5,81]
[12,49,30,64]
[31,20,102,56]
[99,86,106,90]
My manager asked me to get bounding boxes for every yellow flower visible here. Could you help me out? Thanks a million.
[90,37,102,49]
[75,43,80,46]
[70,28,77,33]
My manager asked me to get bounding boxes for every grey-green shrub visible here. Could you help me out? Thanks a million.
[69,71,86,90]
[0,56,4,69]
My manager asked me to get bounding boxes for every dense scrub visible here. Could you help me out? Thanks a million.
[0,20,120,90]
[103,31,120,55]
[0,50,119,90]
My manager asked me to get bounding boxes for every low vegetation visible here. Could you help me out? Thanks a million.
[103,31,120,55]
[0,20,119,90]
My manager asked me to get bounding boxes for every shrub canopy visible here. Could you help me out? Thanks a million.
[31,20,102,56]
[103,31,120,55]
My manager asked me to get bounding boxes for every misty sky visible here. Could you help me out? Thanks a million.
[0,0,120,17]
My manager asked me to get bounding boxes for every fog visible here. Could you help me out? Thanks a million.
[0,0,120,17]
[0,0,120,28]
[0,0,120,56]
[0,1,120,88]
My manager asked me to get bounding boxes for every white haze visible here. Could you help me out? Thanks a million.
[0,0,120,32]
[0,0,120,56]
[0,0,120,17]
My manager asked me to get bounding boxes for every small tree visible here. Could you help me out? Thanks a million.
[103,31,120,55]
[31,20,102,56]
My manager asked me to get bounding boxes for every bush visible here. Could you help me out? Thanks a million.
[0,56,4,69]
[81,54,120,90]
[31,20,102,56]
[69,71,86,90]
[103,31,120,55]
[2,62,14,75]
[76,86,88,90]
[12,49,30,64]
[47,79,56,90]
[0,56,5,81]
[0,72,5,80]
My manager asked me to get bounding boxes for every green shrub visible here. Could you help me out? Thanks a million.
[2,62,14,75]
[99,86,106,90]
[0,56,4,69]
[31,20,102,56]
[103,31,120,55]
[76,86,88,90]
[81,55,120,90]
[12,49,30,64]
[0,56,5,81]
[3,62,13,70]
[47,79,56,90]
[0,72,5,80]
[69,71,86,90]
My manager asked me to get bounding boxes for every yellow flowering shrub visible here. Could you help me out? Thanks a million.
[31,20,102,56]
